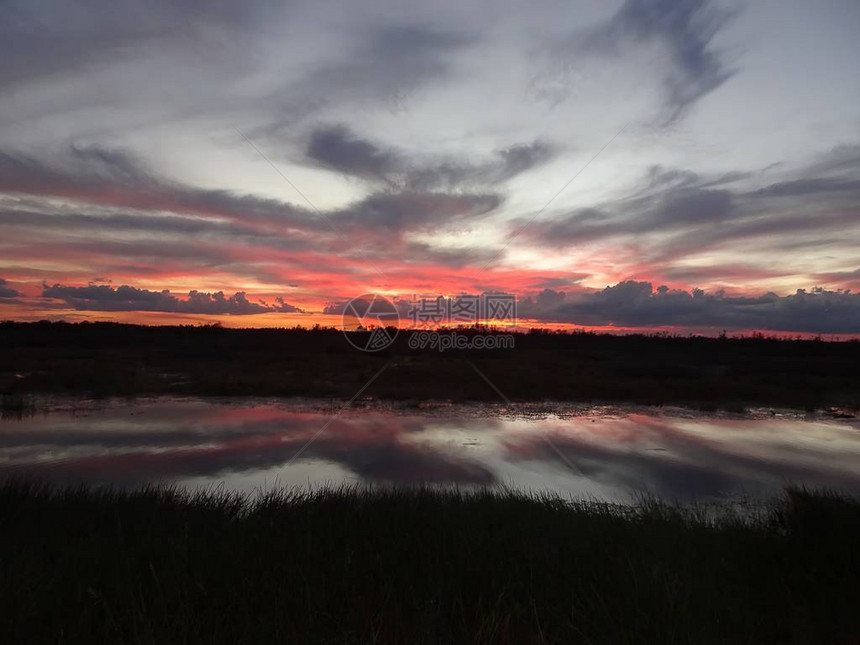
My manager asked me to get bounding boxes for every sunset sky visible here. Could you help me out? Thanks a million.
[1,0,859,333]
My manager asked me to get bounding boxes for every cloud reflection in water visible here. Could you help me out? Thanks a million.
[0,400,857,500]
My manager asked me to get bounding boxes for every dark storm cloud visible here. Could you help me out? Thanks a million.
[0,279,20,299]
[580,0,736,121]
[519,282,860,334]
[42,284,302,315]
[305,124,554,188]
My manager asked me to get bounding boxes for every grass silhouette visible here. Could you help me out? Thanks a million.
[2,481,858,643]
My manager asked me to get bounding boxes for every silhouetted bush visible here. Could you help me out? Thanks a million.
[1,321,858,410]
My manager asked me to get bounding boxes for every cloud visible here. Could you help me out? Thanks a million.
[0,144,507,241]
[406,141,556,190]
[322,295,414,319]
[517,154,860,265]
[581,0,736,121]
[322,24,473,107]
[527,275,592,290]
[0,145,318,234]
[331,191,501,233]
[0,145,508,292]
[520,281,860,334]
[0,407,496,485]
[0,279,20,299]
[305,124,554,189]
[42,283,302,315]
[3,138,858,324]
[306,125,400,182]
[811,268,860,291]
[520,185,735,247]
[0,2,480,155]
[0,203,273,240]
[0,0,283,88]
[804,144,860,178]
[505,415,860,499]
[748,177,860,199]
[251,23,477,132]
[401,242,502,268]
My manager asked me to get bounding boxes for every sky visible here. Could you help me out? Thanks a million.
[1,0,859,334]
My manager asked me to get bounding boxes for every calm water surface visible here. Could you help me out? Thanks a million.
[1,398,858,501]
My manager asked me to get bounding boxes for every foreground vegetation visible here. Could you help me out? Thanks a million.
[2,482,858,643]
[2,321,859,411]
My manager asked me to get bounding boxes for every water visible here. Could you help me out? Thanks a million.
[1,398,858,501]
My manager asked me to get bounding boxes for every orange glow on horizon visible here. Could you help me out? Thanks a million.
[3,302,857,341]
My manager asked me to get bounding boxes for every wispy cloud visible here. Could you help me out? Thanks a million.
[305,124,554,189]
[0,278,20,299]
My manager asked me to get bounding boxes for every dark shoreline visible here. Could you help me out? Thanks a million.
[3,392,856,425]
[2,481,858,643]
[3,321,859,413]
